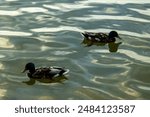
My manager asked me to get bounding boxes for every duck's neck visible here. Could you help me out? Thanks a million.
[29,68,36,74]
[109,35,115,40]
[108,35,113,38]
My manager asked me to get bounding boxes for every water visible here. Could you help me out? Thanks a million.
[0,0,150,99]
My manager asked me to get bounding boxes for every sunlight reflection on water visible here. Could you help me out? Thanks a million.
[0,0,150,99]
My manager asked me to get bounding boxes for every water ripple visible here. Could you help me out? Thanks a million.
[30,26,82,33]
[120,49,150,64]
[19,7,48,13]
[43,3,92,12]
[0,30,32,36]
[129,8,150,16]
[0,37,14,48]
[0,0,150,99]
[79,0,150,5]
[0,10,22,16]
[69,15,150,23]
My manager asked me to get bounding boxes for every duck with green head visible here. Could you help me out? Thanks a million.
[81,31,121,43]
[22,62,69,79]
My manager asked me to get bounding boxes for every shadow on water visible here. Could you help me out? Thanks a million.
[81,37,122,52]
[22,76,68,85]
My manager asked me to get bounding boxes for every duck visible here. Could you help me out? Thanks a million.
[22,62,69,79]
[81,31,121,43]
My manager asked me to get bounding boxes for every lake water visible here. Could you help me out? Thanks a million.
[0,0,150,99]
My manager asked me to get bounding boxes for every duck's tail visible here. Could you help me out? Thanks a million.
[59,69,70,76]
[81,32,88,38]
[63,69,70,75]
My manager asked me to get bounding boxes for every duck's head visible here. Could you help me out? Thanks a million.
[109,31,121,39]
[22,62,35,73]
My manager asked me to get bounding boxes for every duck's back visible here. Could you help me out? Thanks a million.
[29,67,69,79]
[30,67,50,79]
[82,32,112,43]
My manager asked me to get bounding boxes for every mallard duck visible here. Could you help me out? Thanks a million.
[22,62,69,79]
[81,31,121,43]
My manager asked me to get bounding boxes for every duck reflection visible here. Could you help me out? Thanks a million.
[22,75,68,85]
[81,38,122,52]
[108,42,122,52]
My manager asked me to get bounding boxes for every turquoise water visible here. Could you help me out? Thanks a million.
[0,0,150,99]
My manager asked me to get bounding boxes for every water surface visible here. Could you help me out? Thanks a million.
[0,0,150,99]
